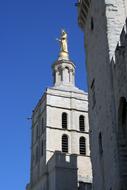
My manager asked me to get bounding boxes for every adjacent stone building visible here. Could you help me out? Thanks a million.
[26,30,92,190]
[77,0,127,190]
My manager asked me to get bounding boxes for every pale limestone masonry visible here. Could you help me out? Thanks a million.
[78,0,127,59]
[26,40,92,190]
[77,0,127,190]
[105,0,127,59]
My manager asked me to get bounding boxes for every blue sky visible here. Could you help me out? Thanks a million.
[0,1,87,189]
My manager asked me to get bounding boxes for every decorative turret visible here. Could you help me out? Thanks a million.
[52,30,75,87]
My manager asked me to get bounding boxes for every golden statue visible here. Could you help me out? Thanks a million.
[57,29,69,59]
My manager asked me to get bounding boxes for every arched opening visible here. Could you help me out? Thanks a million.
[62,134,68,153]
[80,137,86,155]
[62,112,68,129]
[58,68,62,82]
[63,67,70,83]
[118,97,127,189]
[79,115,85,132]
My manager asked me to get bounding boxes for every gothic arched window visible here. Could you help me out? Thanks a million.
[79,115,85,132]
[80,137,86,155]
[62,112,68,129]
[62,134,68,153]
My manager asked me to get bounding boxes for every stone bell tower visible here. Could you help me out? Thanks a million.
[26,30,92,190]
[77,0,127,190]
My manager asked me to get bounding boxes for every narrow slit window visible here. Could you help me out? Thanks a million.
[41,118,44,133]
[91,17,94,31]
[99,132,103,156]
[35,146,39,163]
[36,125,39,140]
[41,141,43,157]
[91,79,96,109]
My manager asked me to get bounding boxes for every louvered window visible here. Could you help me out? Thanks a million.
[62,134,68,153]
[79,115,85,131]
[80,137,86,155]
[62,112,67,129]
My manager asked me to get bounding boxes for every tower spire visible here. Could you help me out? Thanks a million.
[56,29,69,60]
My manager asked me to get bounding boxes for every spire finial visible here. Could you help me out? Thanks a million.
[56,29,69,60]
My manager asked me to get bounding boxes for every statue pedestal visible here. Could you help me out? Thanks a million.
[59,51,69,60]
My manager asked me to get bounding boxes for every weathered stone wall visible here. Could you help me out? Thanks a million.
[105,0,127,59]
[111,22,127,189]
[112,21,127,116]
[77,0,127,189]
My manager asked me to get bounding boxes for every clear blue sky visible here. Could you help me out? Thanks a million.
[0,1,87,189]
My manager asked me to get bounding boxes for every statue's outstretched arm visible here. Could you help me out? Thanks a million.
[56,38,61,42]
